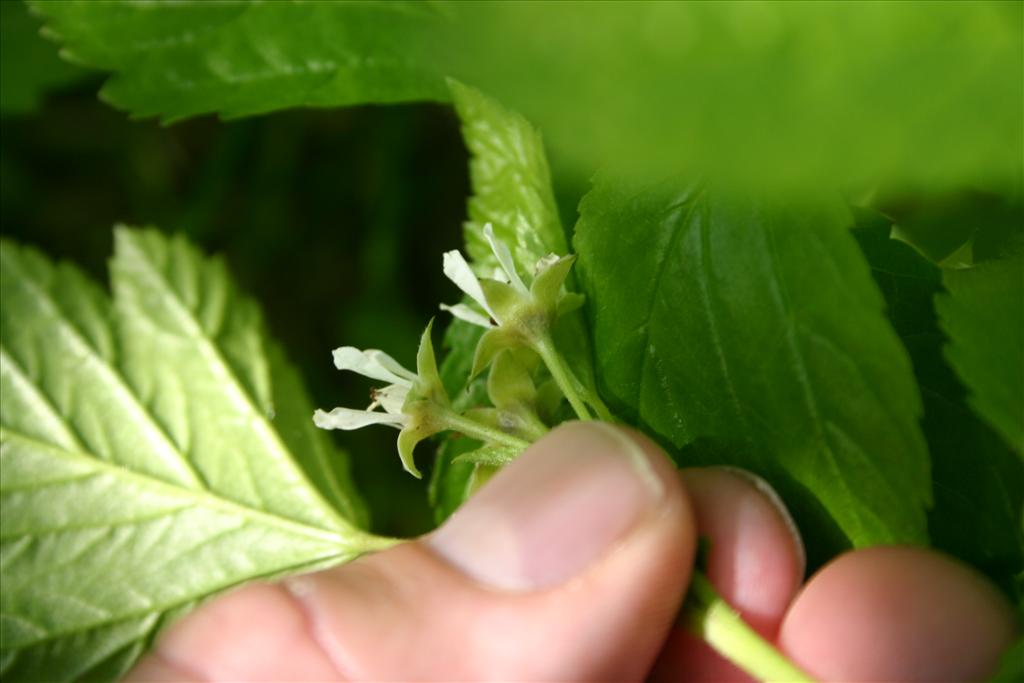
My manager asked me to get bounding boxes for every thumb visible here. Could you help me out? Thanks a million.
[127,422,695,682]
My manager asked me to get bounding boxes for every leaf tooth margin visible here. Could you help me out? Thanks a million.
[0,240,206,492]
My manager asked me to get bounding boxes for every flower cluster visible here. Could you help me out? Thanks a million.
[441,225,583,376]
[314,323,448,478]
[314,224,595,477]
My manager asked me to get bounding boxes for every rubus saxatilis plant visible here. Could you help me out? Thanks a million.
[2,2,1022,682]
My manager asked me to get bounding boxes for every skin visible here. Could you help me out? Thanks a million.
[127,424,1016,682]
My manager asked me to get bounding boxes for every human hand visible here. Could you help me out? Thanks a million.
[126,423,1016,682]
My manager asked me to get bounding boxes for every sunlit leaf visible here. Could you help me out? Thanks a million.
[0,230,377,681]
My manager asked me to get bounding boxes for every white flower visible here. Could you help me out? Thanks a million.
[440,223,529,329]
[439,223,584,378]
[312,347,415,431]
[313,322,448,479]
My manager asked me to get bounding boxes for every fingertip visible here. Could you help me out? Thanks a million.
[291,422,699,681]
[651,466,805,682]
[779,546,1018,683]
[428,421,693,592]
[681,467,805,634]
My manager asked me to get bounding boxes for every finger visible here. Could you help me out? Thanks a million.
[651,467,805,682]
[779,546,1018,683]
[124,582,340,682]
[125,422,696,682]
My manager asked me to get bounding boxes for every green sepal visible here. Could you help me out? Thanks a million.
[397,412,445,479]
[557,292,586,317]
[396,428,423,479]
[479,277,526,323]
[411,318,448,406]
[466,463,500,496]
[461,406,502,431]
[535,378,565,424]
[486,349,548,440]
[452,444,520,467]
[471,326,519,377]
[488,349,539,409]
[530,254,575,309]
[394,319,452,478]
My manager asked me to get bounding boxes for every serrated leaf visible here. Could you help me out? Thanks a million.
[936,255,1024,456]
[0,230,378,681]
[0,1,91,115]
[853,209,1023,598]
[574,177,931,556]
[30,0,446,123]
[450,80,566,277]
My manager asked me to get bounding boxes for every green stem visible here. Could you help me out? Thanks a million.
[534,335,594,420]
[442,410,533,452]
[588,392,615,423]
[684,571,817,683]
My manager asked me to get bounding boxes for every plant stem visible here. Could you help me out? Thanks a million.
[588,392,615,423]
[684,571,817,683]
[442,410,533,451]
[533,335,594,420]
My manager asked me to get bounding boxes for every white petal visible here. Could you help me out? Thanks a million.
[484,223,527,292]
[313,407,405,431]
[442,250,493,315]
[372,383,410,415]
[332,347,416,385]
[440,302,495,328]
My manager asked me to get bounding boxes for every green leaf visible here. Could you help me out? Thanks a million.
[30,0,447,122]
[31,2,1020,192]
[871,189,1024,265]
[443,2,1021,193]
[449,80,567,277]
[936,255,1024,455]
[853,209,1023,598]
[0,230,378,681]
[0,1,91,115]
[574,177,931,557]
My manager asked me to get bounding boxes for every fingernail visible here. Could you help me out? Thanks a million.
[717,466,806,576]
[428,422,665,591]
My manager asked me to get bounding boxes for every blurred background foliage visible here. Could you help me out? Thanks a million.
[441,0,1022,196]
